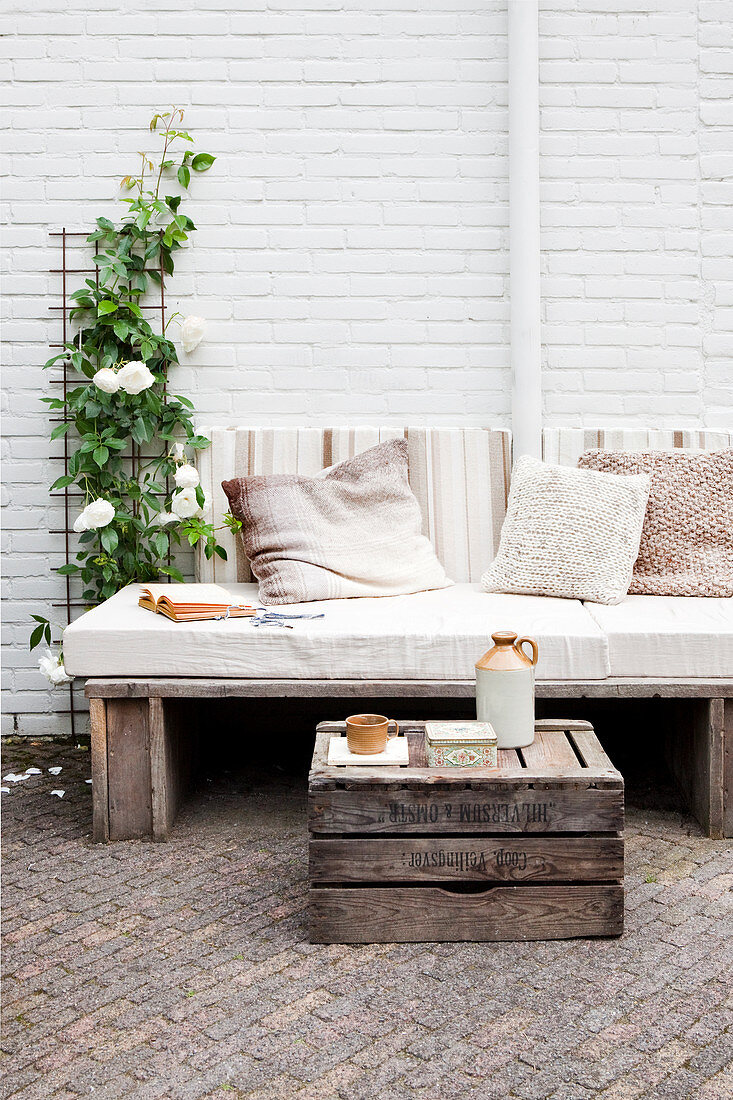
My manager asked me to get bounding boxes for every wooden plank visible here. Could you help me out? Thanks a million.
[89,697,109,843]
[666,698,725,839]
[409,728,428,768]
[309,836,624,884]
[521,728,584,773]
[724,700,732,839]
[570,728,620,774]
[85,677,733,700]
[149,698,171,842]
[309,787,624,835]
[534,719,594,732]
[309,885,624,943]
[106,698,152,841]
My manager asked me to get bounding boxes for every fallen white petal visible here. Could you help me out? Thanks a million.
[0,787,9,793]
[85,779,92,784]
[48,767,62,775]
[50,789,65,798]
[25,767,42,775]
[5,773,29,783]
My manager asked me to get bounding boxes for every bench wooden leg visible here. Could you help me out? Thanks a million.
[90,697,110,843]
[666,698,725,839]
[724,699,732,839]
[90,696,196,842]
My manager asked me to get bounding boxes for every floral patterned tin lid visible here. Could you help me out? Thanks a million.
[425,721,497,745]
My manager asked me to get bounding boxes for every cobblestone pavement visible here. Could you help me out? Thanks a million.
[2,736,732,1100]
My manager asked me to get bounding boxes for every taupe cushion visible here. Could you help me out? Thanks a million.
[578,449,733,597]
[222,439,452,605]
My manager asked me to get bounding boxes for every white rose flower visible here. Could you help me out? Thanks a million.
[38,649,73,687]
[117,361,155,395]
[153,511,178,526]
[73,512,89,533]
[172,442,185,461]
[171,487,200,519]
[174,464,200,489]
[81,499,115,529]
[93,368,120,394]
[181,315,206,353]
[195,491,212,520]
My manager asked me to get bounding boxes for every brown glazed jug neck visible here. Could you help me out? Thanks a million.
[475,630,536,672]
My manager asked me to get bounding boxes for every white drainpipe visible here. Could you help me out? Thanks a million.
[508,0,542,460]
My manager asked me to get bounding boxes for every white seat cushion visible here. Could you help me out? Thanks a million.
[63,583,610,681]
[585,596,733,679]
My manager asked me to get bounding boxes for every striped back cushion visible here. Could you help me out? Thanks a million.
[543,428,733,468]
[196,426,512,584]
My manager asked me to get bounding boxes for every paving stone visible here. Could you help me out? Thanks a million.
[2,740,732,1100]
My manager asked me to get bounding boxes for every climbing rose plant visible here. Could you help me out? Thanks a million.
[31,109,239,661]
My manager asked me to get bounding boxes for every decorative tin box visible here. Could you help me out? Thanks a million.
[425,721,498,768]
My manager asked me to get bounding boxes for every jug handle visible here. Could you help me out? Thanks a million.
[516,636,538,666]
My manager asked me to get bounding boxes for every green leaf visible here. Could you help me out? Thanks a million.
[93,445,109,467]
[160,565,185,583]
[30,624,45,650]
[100,527,118,553]
[50,474,76,490]
[58,563,80,575]
[192,152,216,172]
[131,416,151,445]
[98,301,118,316]
[50,421,72,441]
[97,216,115,230]
[165,195,182,212]
[189,434,211,449]
[177,165,190,189]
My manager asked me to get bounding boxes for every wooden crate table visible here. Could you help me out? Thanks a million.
[308,719,624,943]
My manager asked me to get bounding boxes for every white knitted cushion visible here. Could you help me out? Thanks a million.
[481,456,651,605]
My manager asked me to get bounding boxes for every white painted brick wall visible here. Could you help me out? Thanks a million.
[2,1,731,732]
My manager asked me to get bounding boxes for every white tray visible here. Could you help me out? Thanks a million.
[327,736,409,766]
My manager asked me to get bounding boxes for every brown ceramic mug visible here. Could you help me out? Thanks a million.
[345,714,400,755]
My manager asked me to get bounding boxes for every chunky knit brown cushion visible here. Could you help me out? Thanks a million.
[578,450,733,597]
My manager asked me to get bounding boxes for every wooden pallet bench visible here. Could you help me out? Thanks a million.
[308,719,625,943]
[85,677,732,842]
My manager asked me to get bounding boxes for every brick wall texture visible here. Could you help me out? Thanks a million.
[2,0,732,731]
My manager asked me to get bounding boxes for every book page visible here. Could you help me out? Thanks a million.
[140,583,233,607]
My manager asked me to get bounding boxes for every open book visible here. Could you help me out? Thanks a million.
[138,583,257,622]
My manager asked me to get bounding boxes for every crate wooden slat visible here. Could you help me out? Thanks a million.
[310,885,624,944]
[308,719,624,943]
[309,835,624,884]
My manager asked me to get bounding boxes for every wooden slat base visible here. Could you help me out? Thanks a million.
[86,684,732,842]
[309,836,625,884]
[309,885,624,943]
[86,677,733,699]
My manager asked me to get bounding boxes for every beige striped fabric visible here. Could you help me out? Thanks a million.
[196,426,512,584]
[543,427,733,468]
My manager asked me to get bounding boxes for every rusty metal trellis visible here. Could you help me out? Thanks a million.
[48,227,169,736]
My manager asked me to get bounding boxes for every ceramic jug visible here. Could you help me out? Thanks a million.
[475,631,539,749]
